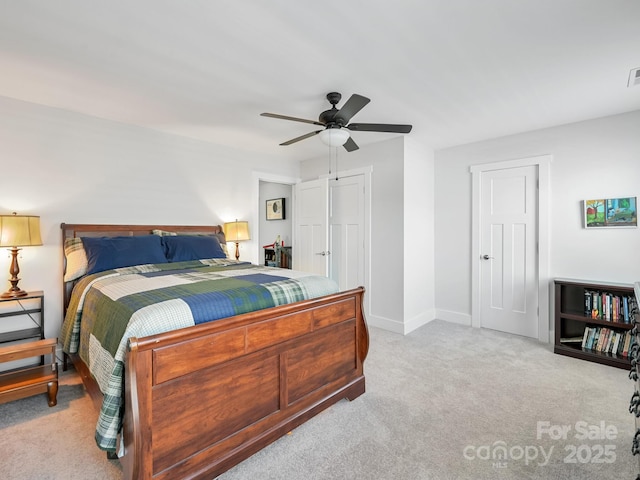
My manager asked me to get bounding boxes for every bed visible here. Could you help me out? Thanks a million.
[60,223,368,480]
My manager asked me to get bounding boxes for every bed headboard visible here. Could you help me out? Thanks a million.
[60,223,223,314]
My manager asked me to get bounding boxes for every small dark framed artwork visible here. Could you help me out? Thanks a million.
[266,198,285,220]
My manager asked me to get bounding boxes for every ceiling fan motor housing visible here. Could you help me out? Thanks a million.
[319,92,344,126]
[319,109,341,126]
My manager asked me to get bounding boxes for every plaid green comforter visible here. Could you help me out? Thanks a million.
[60,259,339,452]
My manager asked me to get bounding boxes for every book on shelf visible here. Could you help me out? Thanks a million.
[584,290,637,323]
[622,297,629,319]
[600,329,607,351]
[587,328,598,350]
[584,291,591,316]
[607,330,617,353]
[623,331,632,357]
[580,325,631,358]
[609,332,617,354]
[617,332,626,354]
[560,336,584,344]
[613,331,622,354]
[600,328,608,351]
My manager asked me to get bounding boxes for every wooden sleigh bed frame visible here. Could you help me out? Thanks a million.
[61,223,368,480]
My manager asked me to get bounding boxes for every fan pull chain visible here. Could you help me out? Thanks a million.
[327,146,340,180]
[329,146,339,180]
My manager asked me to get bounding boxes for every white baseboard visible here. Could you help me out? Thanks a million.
[436,309,472,326]
[367,315,405,334]
[367,309,436,335]
[403,309,436,334]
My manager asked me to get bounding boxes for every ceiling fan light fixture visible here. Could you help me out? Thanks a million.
[319,128,350,147]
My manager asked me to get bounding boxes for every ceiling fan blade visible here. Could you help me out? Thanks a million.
[261,112,324,126]
[346,123,413,134]
[343,136,359,152]
[334,94,370,124]
[280,130,322,146]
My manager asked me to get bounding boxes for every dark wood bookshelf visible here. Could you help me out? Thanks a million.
[554,278,636,369]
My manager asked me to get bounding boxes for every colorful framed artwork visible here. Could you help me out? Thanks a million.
[584,197,637,228]
[266,198,285,221]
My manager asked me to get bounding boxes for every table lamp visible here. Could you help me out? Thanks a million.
[0,213,42,298]
[223,220,250,260]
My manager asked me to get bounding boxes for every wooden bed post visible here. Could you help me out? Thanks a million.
[122,338,154,479]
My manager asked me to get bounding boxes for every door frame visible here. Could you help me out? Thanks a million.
[470,154,551,343]
[252,171,299,265]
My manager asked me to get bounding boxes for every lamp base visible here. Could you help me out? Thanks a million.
[1,288,28,298]
[2,247,28,298]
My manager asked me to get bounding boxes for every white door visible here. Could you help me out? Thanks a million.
[329,175,365,290]
[293,178,328,276]
[480,165,538,338]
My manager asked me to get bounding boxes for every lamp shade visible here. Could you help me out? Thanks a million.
[223,220,250,242]
[0,214,42,247]
[319,128,350,147]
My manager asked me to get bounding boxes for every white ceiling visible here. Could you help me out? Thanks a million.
[1,0,639,161]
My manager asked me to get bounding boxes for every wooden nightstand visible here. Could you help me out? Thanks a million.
[0,291,57,406]
[0,338,58,406]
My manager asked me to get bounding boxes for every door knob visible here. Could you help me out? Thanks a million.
[482,254,494,260]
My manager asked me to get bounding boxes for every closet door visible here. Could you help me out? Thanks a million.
[294,174,367,295]
[329,175,365,291]
[293,179,328,276]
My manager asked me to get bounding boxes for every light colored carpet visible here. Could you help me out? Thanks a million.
[1,320,638,479]
[0,364,123,479]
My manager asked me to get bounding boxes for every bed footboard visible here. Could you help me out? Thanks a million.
[120,287,368,480]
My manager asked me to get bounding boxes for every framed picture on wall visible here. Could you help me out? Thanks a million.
[266,198,285,220]
[584,196,637,228]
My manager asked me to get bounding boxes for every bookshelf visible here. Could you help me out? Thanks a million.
[264,246,292,269]
[554,278,637,369]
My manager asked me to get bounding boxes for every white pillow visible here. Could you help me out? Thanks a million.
[63,237,88,282]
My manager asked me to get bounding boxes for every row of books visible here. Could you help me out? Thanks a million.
[580,326,633,357]
[584,290,637,323]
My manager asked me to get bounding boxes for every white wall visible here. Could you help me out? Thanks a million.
[9,92,632,342]
[0,96,300,339]
[300,136,436,334]
[434,110,640,328]
[404,137,436,332]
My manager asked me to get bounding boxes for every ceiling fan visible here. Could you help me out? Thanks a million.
[261,92,412,152]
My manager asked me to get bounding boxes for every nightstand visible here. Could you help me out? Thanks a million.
[0,291,45,363]
[0,291,56,406]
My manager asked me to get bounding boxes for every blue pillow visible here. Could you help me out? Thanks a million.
[82,235,168,275]
[162,235,226,262]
